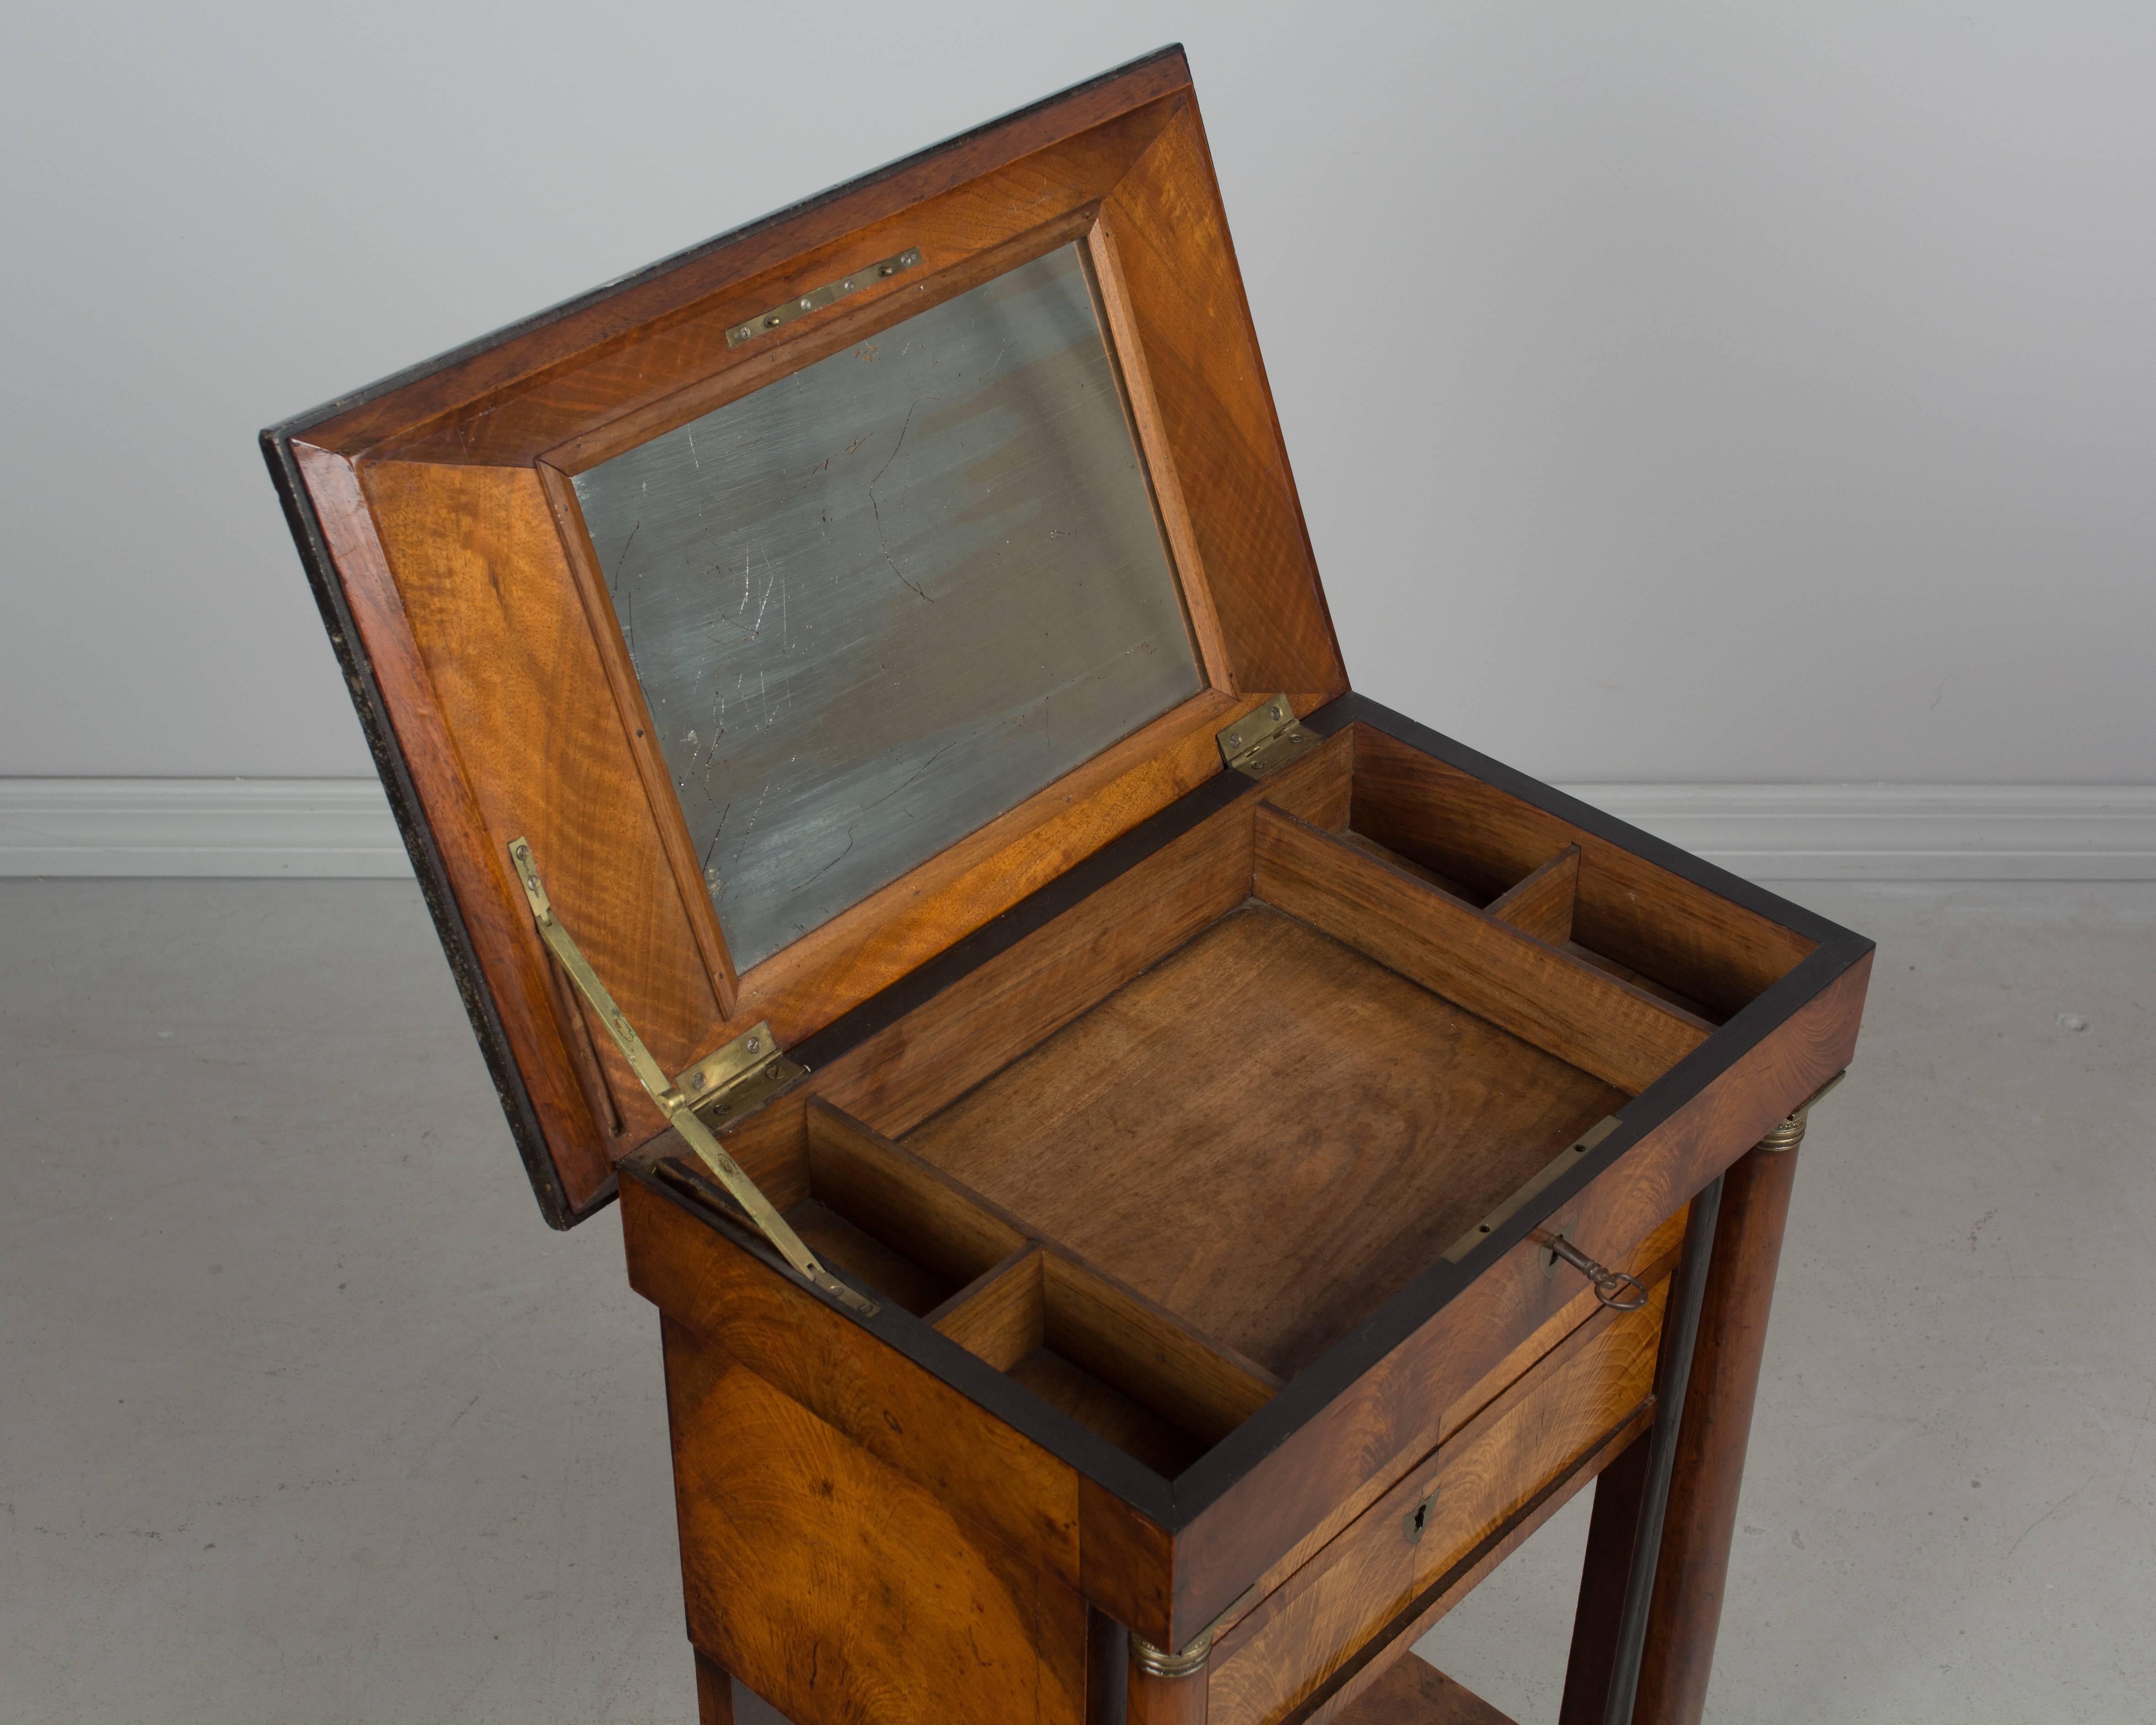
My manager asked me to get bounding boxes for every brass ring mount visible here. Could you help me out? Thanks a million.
[1130,1631,1215,1680]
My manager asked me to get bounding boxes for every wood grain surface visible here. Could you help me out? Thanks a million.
[1336,1658,1515,1725]
[1207,1284,1665,1725]
[805,1097,1026,1283]
[804,733,1350,1139]
[1348,727,1815,1019]
[277,49,1352,1216]
[624,1179,1085,1592]
[1165,946,1869,1646]
[1486,845,1580,947]
[1097,101,1340,697]
[291,443,615,1214]
[665,1346,1084,1725]
[1299,1407,1654,1725]
[1254,806,1710,1097]
[1131,1658,1212,1725]
[693,1647,735,1724]
[934,1248,1047,1371]
[362,458,730,1117]
[907,907,1622,1376]
[1558,1430,1652,1725]
[1224,1209,1690,1622]
[784,1198,956,1316]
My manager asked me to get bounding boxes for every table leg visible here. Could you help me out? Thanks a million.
[1091,1609,1132,1725]
[1557,1430,1653,1725]
[693,1646,735,1724]
[1560,1174,1724,1725]
[1632,1116,1809,1725]
[1128,1629,1210,1724]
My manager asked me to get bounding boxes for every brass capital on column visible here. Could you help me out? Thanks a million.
[1761,1069,1847,1154]
[1756,1107,1808,1154]
[1131,1630,1214,1680]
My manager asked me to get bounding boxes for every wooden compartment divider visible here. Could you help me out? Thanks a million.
[1040,1251,1281,1447]
[932,1247,1046,1370]
[805,1096,1026,1283]
[1253,804,1712,1096]
[805,1093,1283,1457]
[1345,725,1816,1018]
[1487,845,1581,946]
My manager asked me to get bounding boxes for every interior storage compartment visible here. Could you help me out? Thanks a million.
[659,717,1821,1475]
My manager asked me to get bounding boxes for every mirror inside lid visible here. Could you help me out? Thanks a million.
[570,242,1202,971]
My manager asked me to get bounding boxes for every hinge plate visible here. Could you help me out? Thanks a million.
[725,246,922,347]
[1217,695,1317,777]
[676,1025,806,1129]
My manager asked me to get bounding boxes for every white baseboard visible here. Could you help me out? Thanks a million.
[1569,783,2156,881]
[0,780,412,878]
[2,778,2152,882]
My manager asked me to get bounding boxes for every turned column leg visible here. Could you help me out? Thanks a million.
[693,1646,735,1725]
[1557,1430,1654,1725]
[1559,1171,1724,1725]
[1127,1625,1211,1725]
[1089,1609,1131,1725]
[1631,1111,1810,1725]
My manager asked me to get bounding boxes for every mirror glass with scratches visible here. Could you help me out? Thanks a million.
[571,243,1201,970]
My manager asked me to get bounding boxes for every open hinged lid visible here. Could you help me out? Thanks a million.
[264,48,1347,1226]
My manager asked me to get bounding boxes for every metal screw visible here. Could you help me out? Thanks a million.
[744,1037,760,1054]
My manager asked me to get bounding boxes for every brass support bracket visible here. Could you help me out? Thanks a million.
[1217,695,1317,778]
[508,837,877,1317]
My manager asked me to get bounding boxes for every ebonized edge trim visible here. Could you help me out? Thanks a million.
[259,429,596,1230]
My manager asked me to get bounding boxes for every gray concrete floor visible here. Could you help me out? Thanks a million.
[2,879,2151,1723]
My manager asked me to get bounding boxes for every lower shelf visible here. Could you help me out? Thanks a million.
[712,1657,1508,1725]
[1336,1657,1513,1725]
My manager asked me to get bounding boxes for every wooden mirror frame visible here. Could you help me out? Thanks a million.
[264,48,1348,1224]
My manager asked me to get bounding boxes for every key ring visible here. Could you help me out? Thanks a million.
[1541,1233,1650,1312]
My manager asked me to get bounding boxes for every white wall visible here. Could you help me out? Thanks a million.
[4,1,2151,785]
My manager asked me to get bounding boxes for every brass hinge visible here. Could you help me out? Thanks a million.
[1217,695,1317,777]
[507,837,877,1317]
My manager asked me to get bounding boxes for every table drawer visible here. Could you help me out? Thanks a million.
[1206,1279,1666,1725]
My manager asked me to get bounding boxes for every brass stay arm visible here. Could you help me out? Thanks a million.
[508,837,875,1317]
